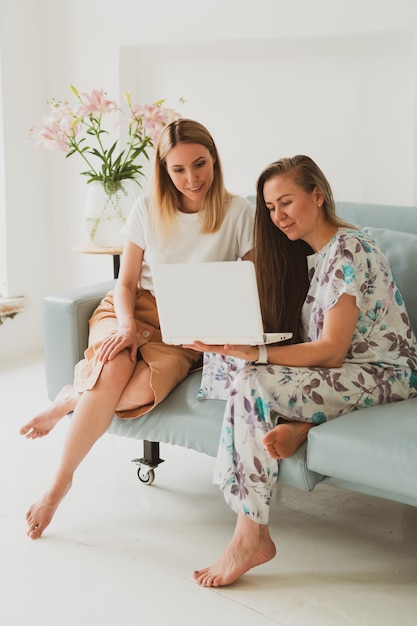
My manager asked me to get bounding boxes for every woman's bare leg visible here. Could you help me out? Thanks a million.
[262,420,314,460]
[20,358,154,440]
[20,386,81,439]
[193,511,276,587]
[25,353,154,539]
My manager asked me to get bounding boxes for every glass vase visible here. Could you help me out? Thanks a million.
[84,180,137,247]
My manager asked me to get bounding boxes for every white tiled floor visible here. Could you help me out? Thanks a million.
[1,353,417,626]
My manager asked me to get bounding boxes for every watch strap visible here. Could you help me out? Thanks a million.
[255,343,268,364]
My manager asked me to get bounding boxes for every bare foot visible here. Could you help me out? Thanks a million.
[193,516,276,587]
[25,481,72,539]
[20,385,79,439]
[263,420,314,460]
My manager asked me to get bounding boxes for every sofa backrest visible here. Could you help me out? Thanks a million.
[362,226,417,334]
[336,200,417,236]
[336,201,417,335]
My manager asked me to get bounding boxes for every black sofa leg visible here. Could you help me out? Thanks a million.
[132,440,164,485]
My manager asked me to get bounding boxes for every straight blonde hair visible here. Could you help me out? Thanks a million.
[151,118,232,242]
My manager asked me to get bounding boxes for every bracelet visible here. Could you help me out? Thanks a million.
[254,343,268,365]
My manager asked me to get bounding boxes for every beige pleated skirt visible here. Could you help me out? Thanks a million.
[73,288,202,419]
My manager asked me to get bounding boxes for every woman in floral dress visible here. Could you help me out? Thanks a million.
[187,155,417,587]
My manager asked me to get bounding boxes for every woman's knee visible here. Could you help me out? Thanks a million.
[99,351,136,386]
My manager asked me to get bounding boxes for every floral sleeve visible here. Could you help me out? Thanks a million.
[303,230,396,345]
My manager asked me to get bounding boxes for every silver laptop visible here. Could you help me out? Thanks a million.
[152,261,292,345]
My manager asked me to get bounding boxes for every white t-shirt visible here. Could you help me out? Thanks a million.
[122,194,254,295]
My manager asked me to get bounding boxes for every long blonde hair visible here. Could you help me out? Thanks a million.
[152,118,232,241]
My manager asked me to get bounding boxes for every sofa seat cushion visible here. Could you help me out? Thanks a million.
[278,442,323,492]
[307,398,417,500]
[108,370,225,456]
[108,369,324,491]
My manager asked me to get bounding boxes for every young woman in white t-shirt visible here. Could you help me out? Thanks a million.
[20,119,254,539]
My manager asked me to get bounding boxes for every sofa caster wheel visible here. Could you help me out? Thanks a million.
[132,444,163,485]
[137,466,155,485]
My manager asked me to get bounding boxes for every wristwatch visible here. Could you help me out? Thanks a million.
[254,344,268,365]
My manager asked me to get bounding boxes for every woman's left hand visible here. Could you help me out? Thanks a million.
[183,341,258,362]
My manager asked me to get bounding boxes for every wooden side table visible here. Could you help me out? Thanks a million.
[73,242,123,279]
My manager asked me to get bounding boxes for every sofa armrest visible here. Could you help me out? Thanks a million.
[42,280,116,400]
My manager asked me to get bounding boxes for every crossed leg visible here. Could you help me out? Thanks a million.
[19,356,154,440]
[24,355,153,539]
[20,386,81,440]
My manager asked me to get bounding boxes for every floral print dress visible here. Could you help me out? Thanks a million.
[214,229,417,524]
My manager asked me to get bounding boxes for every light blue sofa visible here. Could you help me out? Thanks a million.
[42,200,417,503]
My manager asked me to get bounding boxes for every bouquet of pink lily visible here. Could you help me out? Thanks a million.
[32,85,183,192]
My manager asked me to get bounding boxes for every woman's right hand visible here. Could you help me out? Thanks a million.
[98,324,138,363]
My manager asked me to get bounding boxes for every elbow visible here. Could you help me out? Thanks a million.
[327,357,345,368]
[320,352,347,368]
[316,346,348,369]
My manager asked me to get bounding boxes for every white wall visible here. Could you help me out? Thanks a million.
[120,32,415,202]
[1,0,417,362]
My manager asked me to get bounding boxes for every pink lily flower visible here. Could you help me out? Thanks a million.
[31,86,183,186]
[78,89,119,117]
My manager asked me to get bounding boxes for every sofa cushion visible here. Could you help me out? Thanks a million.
[108,370,226,456]
[307,398,417,500]
[336,201,417,236]
[108,368,324,491]
[362,226,417,333]
[278,442,324,492]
